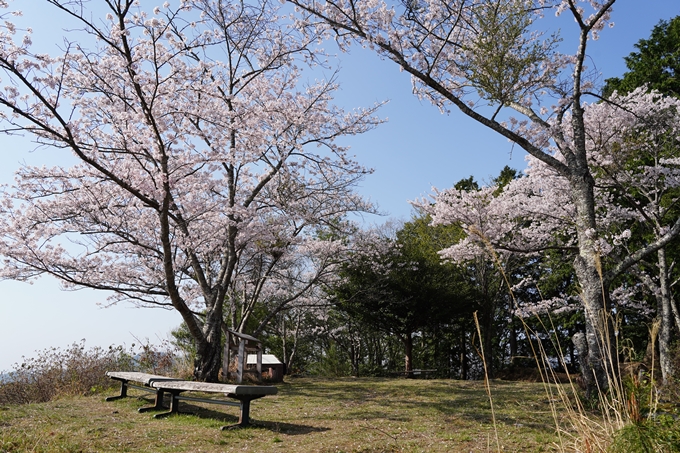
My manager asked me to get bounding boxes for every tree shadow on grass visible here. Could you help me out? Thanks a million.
[254,419,331,435]
[137,398,330,435]
[277,378,559,434]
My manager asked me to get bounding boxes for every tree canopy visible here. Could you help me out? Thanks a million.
[286,0,680,394]
[603,16,680,98]
[0,0,380,382]
[330,217,474,371]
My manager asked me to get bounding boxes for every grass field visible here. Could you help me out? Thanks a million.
[0,377,576,452]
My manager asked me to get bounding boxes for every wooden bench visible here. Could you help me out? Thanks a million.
[105,371,278,428]
[148,380,278,428]
[106,371,183,412]
[393,369,437,379]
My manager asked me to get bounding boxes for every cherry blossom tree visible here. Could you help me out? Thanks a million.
[0,0,381,381]
[227,227,350,338]
[287,0,680,392]
[426,88,680,385]
[589,89,680,384]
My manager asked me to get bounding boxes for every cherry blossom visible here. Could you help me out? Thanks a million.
[423,88,680,383]
[0,0,381,381]
[288,0,627,392]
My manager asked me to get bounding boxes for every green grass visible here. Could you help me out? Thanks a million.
[0,377,568,453]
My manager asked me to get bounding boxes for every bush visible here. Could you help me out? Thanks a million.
[0,341,132,405]
[609,415,680,453]
[606,358,680,453]
[308,343,351,377]
[0,339,185,405]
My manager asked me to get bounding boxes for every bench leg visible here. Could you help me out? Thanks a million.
[138,389,166,413]
[105,379,128,401]
[154,390,183,419]
[221,395,264,430]
[239,399,252,426]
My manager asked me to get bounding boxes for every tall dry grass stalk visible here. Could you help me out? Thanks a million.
[473,311,501,453]
[468,225,673,452]
[649,318,661,408]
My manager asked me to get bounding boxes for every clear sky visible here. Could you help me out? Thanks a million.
[1,0,679,372]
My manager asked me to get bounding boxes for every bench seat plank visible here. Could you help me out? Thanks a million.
[105,371,181,411]
[150,380,278,396]
[106,371,181,386]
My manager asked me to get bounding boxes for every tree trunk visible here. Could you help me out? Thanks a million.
[194,302,224,382]
[569,170,617,395]
[194,339,222,383]
[280,316,288,371]
[568,327,577,371]
[657,248,674,385]
[509,318,518,364]
[350,337,360,377]
[460,328,468,380]
[671,294,680,335]
[483,305,497,378]
[479,264,496,378]
[403,333,414,373]
[572,332,590,392]
[573,256,614,394]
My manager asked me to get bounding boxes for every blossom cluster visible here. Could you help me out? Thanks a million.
[0,0,381,320]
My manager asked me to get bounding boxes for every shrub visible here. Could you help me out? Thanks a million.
[0,339,185,405]
[609,415,680,453]
[308,343,351,377]
[0,341,133,405]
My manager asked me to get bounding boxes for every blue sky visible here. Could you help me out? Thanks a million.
[1,0,679,371]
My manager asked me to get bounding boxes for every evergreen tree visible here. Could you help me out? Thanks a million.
[603,16,680,98]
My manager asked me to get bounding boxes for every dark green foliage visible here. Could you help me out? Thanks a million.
[307,342,352,377]
[170,322,197,361]
[603,16,680,98]
[492,165,519,195]
[330,214,476,373]
[609,415,680,453]
[252,211,494,378]
[454,175,479,191]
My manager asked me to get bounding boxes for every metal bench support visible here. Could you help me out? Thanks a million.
[153,390,265,428]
